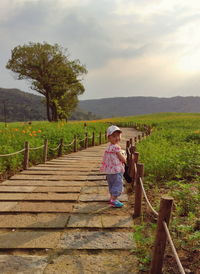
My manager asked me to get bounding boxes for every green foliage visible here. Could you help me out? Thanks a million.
[6,42,87,121]
[0,120,108,177]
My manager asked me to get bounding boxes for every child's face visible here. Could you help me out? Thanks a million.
[108,131,121,144]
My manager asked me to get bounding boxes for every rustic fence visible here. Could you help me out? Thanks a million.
[126,131,186,274]
[0,130,107,171]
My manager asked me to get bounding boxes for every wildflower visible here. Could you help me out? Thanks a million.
[32,131,36,134]
[15,128,19,131]
[22,130,26,133]
[34,134,37,136]
[38,130,42,133]
[29,133,32,136]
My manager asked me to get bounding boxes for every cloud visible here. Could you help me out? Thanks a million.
[1,0,200,99]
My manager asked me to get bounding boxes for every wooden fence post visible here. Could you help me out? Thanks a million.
[58,138,63,157]
[128,145,136,174]
[134,136,137,144]
[43,139,48,163]
[138,135,141,142]
[23,141,29,170]
[92,132,95,146]
[130,138,133,146]
[150,196,174,274]
[85,132,88,149]
[74,135,77,152]
[99,132,102,145]
[105,130,107,142]
[134,163,144,217]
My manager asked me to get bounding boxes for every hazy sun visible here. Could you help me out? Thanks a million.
[178,51,200,73]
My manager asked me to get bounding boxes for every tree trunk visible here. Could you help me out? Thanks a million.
[46,92,52,122]
[51,102,58,122]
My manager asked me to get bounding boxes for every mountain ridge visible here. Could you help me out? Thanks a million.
[1,87,200,121]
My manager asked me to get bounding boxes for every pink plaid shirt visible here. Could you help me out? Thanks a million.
[100,144,125,174]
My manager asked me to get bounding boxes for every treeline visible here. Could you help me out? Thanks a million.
[0,88,99,122]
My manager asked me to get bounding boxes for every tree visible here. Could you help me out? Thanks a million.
[6,42,87,121]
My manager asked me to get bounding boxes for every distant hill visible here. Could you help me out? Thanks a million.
[0,88,99,122]
[79,96,200,117]
[1,87,200,122]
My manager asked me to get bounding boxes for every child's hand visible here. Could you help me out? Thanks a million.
[116,151,126,163]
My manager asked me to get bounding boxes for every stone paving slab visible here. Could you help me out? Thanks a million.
[73,202,129,215]
[0,213,69,228]
[102,215,133,228]
[2,180,86,187]
[6,202,74,212]
[0,255,48,274]
[0,231,60,248]
[57,231,134,249]
[67,214,102,228]
[43,253,138,274]
[0,186,36,192]
[0,193,79,201]
[79,194,128,202]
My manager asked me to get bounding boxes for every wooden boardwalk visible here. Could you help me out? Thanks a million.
[0,128,139,273]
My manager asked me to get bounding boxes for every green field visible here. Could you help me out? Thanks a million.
[0,120,108,177]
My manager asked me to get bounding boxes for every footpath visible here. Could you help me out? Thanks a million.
[0,128,138,274]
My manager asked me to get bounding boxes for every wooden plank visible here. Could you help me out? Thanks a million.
[0,213,70,228]
[0,202,75,212]
[0,231,60,248]
[0,186,81,193]
[2,180,86,186]
[10,174,105,181]
[0,193,79,201]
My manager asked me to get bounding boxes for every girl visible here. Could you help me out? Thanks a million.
[100,125,126,208]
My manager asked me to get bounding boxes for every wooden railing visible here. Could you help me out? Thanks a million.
[126,131,186,274]
[0,130,107,171]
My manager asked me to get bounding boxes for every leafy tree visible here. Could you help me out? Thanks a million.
[6,42,87,121]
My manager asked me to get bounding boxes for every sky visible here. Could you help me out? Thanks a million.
[1,0,200,100]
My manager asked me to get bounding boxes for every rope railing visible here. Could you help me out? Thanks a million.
[0,148,25,157]
[125,130,186,274]
[49,143,61,151]
[29,144,45,150]
[139,177,159,217]
[163,221,186,274]
[63,139,75,147]
[0,130,107,174]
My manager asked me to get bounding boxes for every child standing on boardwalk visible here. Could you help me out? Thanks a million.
[100,125,126,208]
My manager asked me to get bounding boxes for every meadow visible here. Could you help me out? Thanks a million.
[0,120,108,178]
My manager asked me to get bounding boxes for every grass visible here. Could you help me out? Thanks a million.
[0,120,108,179]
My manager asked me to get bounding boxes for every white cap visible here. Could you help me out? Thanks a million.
[107,125,122,137]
